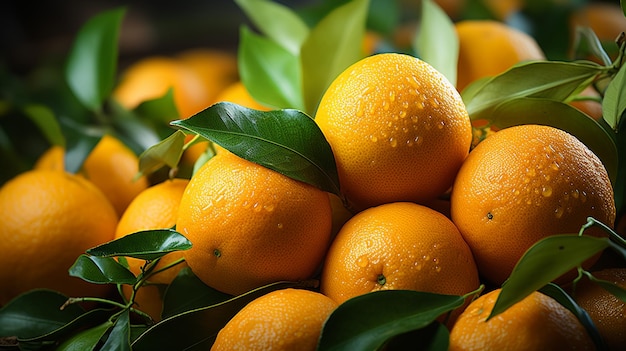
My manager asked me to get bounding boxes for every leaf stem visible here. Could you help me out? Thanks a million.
[61,296,127,310]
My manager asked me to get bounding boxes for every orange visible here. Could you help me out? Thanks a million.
[449,288,595,350]
[176,48,239,106]
[455,20,545,92]
[0,169,117,305]
[451,124,616,286]
[35,135,149,217]
[569,85,603,121]
[483,0,524,20]
[115,178,189,321]
[113,56,210,120]
[176,151,333,296]
[211,288,337,351]
[320,202,479,324]
[314,53,472,211]
[573,267,626,350]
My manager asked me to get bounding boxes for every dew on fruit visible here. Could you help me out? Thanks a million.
[389,90,396,102]
[410,115,419,123]
[554,206,564,219]
[263,204,275,212]
[389,137,398,148]
[541,185,552,197]
[572,189,580,199]
[357,255,369,268]
[399,110,407,118]
[277,223,283,229]
[369,134,378,142]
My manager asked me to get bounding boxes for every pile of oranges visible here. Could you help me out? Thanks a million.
[1,1,625,350]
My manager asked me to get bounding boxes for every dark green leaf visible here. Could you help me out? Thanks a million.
[100,310,131,351]
[21,308,115,344]
[584,271,626,302]
[137,131,185,178]
[55,321,113,351]
[539,283,607,350]
[382,322,449,351]
[603,62,626,131]
[161,267,232,319]
[477,97,619,185]
[59,118,103,174]
[490,235,610,319]
[133,88,180,124]
[86,229,192,260]
[234,0,309,55]
[238,26,304,110]
[464,61,605,119]
[415,0,458,86]
[171,102,341,195]
[65,7,124,112]
[69,255,137,285]
[0,290,84,339]
[131,281,307,351]
[22,104,65,147]
[300,0,369,115]
[317,290,464,351]
[573,26,612,66]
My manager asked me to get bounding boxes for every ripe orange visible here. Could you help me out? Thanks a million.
[448,288,595,350]
[314,53,472,211]
[176,151,333,296]
[0,169,118,305]
[455,20,545,92]
[35,135,149,216]
[569,85,603,121]
[573,268,626,350]
[115,178,189,321]
[451,124,616,286]
[320,202,479,324]
[211,288,337,351]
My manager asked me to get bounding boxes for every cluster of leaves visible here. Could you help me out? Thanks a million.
[2,0,626,350]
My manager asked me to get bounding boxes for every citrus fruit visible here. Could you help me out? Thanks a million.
[35,135,149,216]
[573,267,626,350]
[314,53,472,211]
[455,20,545,92]
[115,178,189,321]
[211,288,337,351]
[448,288,595,350]
[176,48,239,105]
[320,202,479,324]
[569,85,603,121]
[176,151,333,296]
[112,56,209,119]
[451,124,616,286]
[570,2,626,62]
[0,169,118,305]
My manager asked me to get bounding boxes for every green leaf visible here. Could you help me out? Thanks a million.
[573,26,612,66]
[137,130,186,178]
[65,7,125,112]
[0,290,84,340]
[463,61,606,119]
[382,322,449,351]
[300,0,369,115]
[133,88,180,124]
[22,104,65,147]
[234,0,309,55]
[539,283,607,351]
[161,267,232,319]
[55,321,113,351]
[603,62,626,131]
[238,26,304,110]
[317,290,464,351]
[20,308,115,346]
[415,0,458,86]
[131,281,307,351]
[69,255,137,285]
[490,235,610,319]
[59,118,103,174]
[584,271,626,302]
[100,310,131,351]
[171,102,341,195]
[86,229,192,261]
[477,97,619,185]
